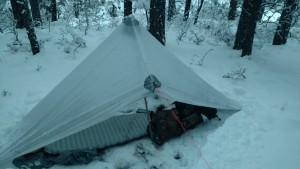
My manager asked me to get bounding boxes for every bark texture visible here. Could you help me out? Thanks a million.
[273,0,297,45]
[183,0,191,21]
[149,0,166,45]
[228,0,237,20]
[167,0,175,21]
[124,0,132,17]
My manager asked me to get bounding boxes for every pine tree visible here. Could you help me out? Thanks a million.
[149,0,166,45]
[241,0,262,56]
[51,0,57,21]
[183,0,191,21]
[273,0,297,45]
[124,0,132,17]
[29,0,42,26]
[10,0,26,28]
[194,0,204,24]
[228,0,237,20]
[11,0,40,55]
[167,0,175,21]
[233,0,262,57]
[233,0,250,50]
[74,0,81,18]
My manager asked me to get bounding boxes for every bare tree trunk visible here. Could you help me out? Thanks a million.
[74,0,80,18]
[149,0,166,45]
[233,0,262,57]
[183,0,191,21]
[12,0,40,55]
[29,0,42,26]
[194,0,204,24]
[167,0,175,21]
[10,0,26,28]
[241,0,262,57]
[110,4,118,17]
[273,0,297,45]
[84,0,89,35]
[228,0,237,20]
[233,0,250,50]
[51,0,57,21]
[124,0,132,17]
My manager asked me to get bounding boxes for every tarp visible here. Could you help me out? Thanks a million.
[0,17,241,166]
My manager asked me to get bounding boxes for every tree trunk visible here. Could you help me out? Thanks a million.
[257,1,265,21]
[51,0,57,21]
[149,0,166,45]
[74,1,80,18]
[241,0,262,57]
[84,0,89,35]
[29,0,42,26]
[233,0,251,50]
[10,0,26,28]
[228,0,237,20]
[183,0,191,21]
[110,4,118,17]
[124,0,132,17]
[193,0,204,24]
[167,0,175,21]
[273,0,297,45]
[15,0,40,55]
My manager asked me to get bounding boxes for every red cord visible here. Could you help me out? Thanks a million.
[156,88,214,169]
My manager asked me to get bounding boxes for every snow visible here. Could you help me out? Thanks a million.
[133,0,150,10]
[1,21,300,169]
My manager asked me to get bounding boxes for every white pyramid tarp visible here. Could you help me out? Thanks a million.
[0,18,241,165]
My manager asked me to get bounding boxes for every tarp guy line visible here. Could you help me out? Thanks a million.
[156,88,214,169]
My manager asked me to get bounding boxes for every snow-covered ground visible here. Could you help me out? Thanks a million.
[0,21,300,169]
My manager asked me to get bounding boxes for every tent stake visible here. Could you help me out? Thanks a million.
[144,97,148,111]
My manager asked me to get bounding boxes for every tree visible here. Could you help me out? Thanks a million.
[124,0,132,17]
[149,0,166,45]
[241,0,262,56]
[183,0,191,21]
[167,0,175,21]
[51,0,57,21]
[233,0,250,50]
[83,0,90,35]
[228,0,237,20]
[108,3,118,17]
[73,0,81,18]
[273,0,297,45]
[257,1,265,21]
[233,0,262,57]
[10,0,26,28]
[194,0,204,24]
[29,0,42,26]
[11,0,40,55]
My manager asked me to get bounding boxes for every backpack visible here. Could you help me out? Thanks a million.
[148,108,203,145]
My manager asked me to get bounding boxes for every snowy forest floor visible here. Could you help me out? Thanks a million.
[0,21,300,169]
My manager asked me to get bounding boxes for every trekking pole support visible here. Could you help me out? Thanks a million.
[144,97,148,111]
